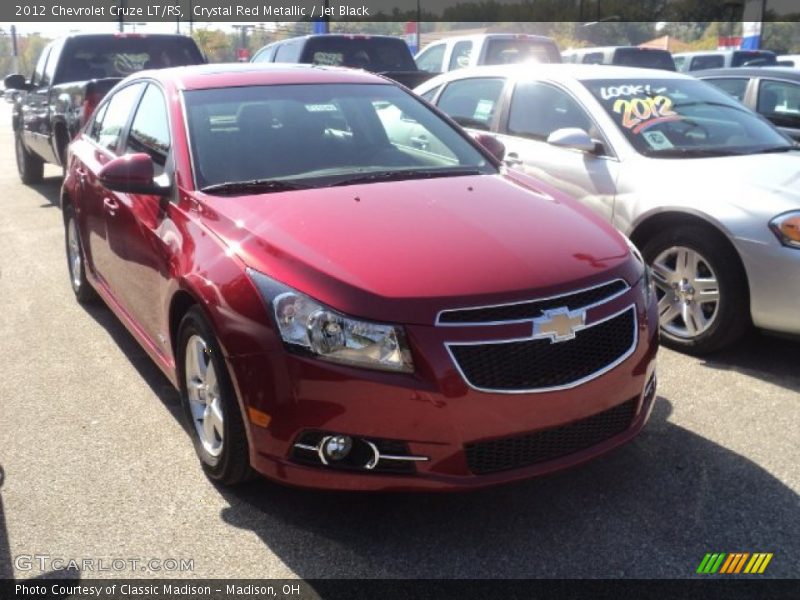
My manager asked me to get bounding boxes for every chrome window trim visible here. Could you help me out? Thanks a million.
[445,304,638,395]
[435,277,630,327]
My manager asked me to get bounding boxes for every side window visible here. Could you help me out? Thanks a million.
[125,84,171,175]
[32,47,51,87]
[758,80,800,122]
[707,78,749,102]
[449,41,473,70]
[419,85,442,102]
[416,44,445,73]
[275,42,300,62]
[95,83,144,153]
[436,78,505,130]
[88,102,110,141]
[582,52,604,65]
[690,55,724,70]
[508,82,593,141]
[673,55,687,70]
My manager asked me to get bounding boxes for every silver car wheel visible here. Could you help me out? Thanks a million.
[651,245,721,339]
[67,217,83,292]
[185,334,224,458]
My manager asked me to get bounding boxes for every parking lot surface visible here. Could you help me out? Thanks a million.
[0,102,797,579]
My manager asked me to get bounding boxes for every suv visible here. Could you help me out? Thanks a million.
[673,50,777,72]
[415,34,561,74]
[561,46,676,71]
[5,33,204,184]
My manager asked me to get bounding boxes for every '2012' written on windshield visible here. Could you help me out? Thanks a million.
[613,96,676,131]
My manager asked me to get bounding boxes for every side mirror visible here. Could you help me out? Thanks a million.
[547,128,596,153]
[472,133,506,162]
[3,74,27,91]
[97,153,170,196]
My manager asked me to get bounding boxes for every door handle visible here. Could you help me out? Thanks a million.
[103,197,119,214]
[505,152,523,166]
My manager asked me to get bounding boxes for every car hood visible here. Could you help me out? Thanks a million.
[197,174,637,324]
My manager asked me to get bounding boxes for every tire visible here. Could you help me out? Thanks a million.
[15,132,44,185]
[64,204,98,304]
[641,225,749,355]
[177,307,253,485]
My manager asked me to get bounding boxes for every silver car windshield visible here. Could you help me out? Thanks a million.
[184,83,494,191]
[582,78,793,157]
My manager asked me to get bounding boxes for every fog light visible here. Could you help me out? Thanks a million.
[323,435,353,461]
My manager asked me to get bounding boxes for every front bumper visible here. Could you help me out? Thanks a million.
[226,290,659,492]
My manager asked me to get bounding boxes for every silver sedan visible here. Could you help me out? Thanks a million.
[416,65,800,354]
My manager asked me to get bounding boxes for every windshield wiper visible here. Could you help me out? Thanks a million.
[327,167,483,187]
[641,147,744,158]
[200,179,310,195]
[749,145,797,154]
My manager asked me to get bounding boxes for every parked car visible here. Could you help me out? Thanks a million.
[416,65,800,354]
[696,67,800,141]
[415,33,561,74]
[62,63,658,491]
[562,46,676,71]
[252,34,433,89]
[673,49,777,72]
[4,33,205,184]
[777,55,800,67]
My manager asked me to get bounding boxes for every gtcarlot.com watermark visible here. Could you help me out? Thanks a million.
[15,554,194,573]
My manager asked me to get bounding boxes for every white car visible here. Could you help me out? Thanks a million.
[416,65,800,354]
[415,34,561,74]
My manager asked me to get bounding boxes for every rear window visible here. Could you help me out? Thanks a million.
[300,37,417,72]
[483,39,562,65]
[55,35,203,83]
[613,48,676,71]
[732,51,777,67]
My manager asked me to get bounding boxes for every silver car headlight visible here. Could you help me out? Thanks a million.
[770,211,800,249]
[625,236,655,305]
[247,269,414,373]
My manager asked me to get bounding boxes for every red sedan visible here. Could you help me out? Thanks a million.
[62,64,658,491]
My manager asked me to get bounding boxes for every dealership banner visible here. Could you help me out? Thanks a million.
[2,0,800,22]
[3,578,800,600]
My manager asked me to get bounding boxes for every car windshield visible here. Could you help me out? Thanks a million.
[55,36,203,83]
[484,39,561,65]
[582,78,793,157]
[184,83,494,190]
[300,38,417,72]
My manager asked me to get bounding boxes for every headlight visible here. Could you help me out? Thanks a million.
[770,211,800,249]
[248,269,414,373]
[625,236,655,305]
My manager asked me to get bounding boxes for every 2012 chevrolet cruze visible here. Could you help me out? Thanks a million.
[62,64,658,490]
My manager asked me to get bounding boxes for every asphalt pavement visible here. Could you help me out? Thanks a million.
[0,102,797,580]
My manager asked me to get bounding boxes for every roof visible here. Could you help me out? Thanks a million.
[420,63,690,85]
[144,63,392,90]
[674,49,777,57]
[693,67,800,81]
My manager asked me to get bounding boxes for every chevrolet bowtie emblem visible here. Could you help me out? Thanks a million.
[532,307,587,343]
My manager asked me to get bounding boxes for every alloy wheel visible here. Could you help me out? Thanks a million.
[184,334,225,457]
[67,217,83,292]
[651,245,720,339]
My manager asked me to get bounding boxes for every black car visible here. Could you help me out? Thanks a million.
[695,67,800,141]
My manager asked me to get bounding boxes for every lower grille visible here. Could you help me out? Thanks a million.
[449,306,636,392]
[465,398,638,475]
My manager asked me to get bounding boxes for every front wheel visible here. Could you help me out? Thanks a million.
[15,132,44,185]
[641,226,749,355]
[177,307,253,485]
